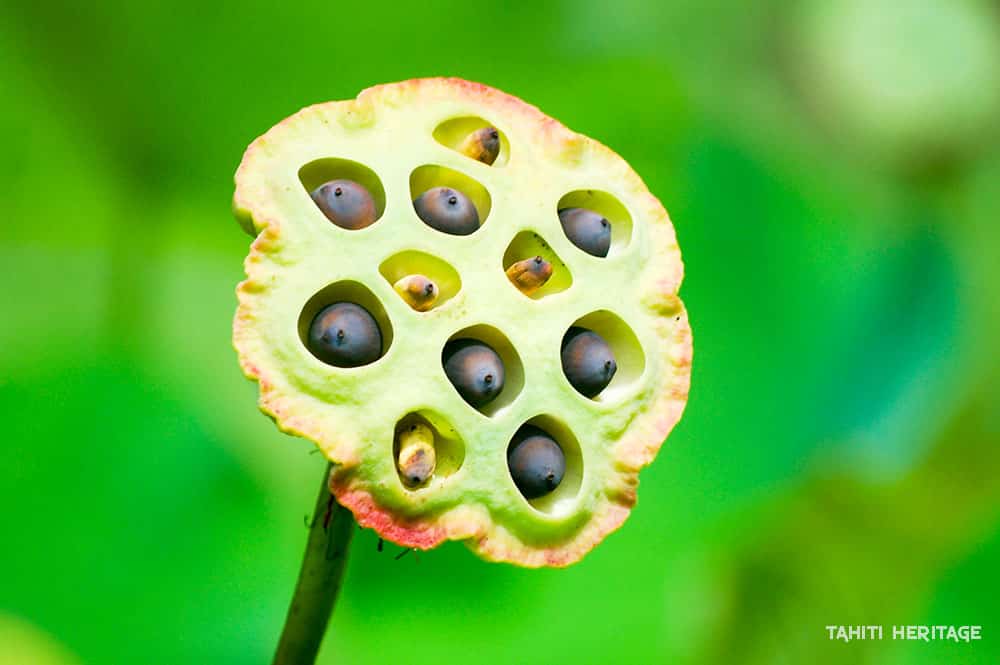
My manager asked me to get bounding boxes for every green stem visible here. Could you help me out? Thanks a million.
[273,463,354,665]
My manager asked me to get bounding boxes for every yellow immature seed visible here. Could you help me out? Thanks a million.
[505,256,553,295]
[459,126,501,165]
[397,423,436,487]
[393,274,439,311]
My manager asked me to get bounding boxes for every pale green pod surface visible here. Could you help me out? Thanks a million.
[232,78,692,567]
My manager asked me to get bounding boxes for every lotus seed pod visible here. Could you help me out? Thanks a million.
[413,186,480,235]
[561,327,617,398]
[505,256,553,295]
[558,207,611,257]
[459,126,501,165]
[442,339,505,408]
[310,179,377,230]
[393,274,439,312]
[233,78,692,567]
[397,423,437,487]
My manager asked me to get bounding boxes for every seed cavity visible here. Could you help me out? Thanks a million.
[502,232,572,299]
[433,117,508,167]
[380,251,461,312]
[556,190,633,255]
[410,164,492,232]
[562,310,645,403]
[298,158,387,231]
[392,412,465,487]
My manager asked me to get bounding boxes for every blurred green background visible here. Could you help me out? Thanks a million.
[2,1,999,663]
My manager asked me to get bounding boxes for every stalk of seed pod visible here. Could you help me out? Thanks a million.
[459,126,501,165]
[505,256,553,295]
[393,274,439,311]
[396,423,436,487]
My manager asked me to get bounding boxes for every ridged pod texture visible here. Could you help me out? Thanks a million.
[233,78,692,567]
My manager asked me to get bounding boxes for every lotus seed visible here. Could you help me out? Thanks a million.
[442,339,505,408]
[310,179,377,230]
[414,186,480,236]
[558,207,611,257]
[561,327,617,397]
[507,425,566,499]
[505,255,553,295]
[307,302,382,368]
[393,274,439,311]
[459,126,501,165]
[397,423,436,487]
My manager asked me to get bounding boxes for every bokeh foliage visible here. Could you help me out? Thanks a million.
[2,1,998,663]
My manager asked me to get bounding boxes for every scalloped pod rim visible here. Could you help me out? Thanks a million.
[232,77,692,568]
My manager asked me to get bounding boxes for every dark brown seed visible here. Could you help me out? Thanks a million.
[414,186,480,235]
[505,255,553,295]
[561,327,617,397]
[442,339,505,407]
[558,207,611,257]
[307,302,382,367]
[310,179,377,230]
[507,425,565,499]
[459,126,501,165]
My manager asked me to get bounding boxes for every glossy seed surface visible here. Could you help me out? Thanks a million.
[307,302,382,367]
[558,207,611,257]
[393,274,439,311]
[459,126,501,165]
[507,425,566,499]
[310,179,377,230]
[505,255,553,295]
[414,186,480,235]
[561,326,617,397]
[442,339,505,407]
